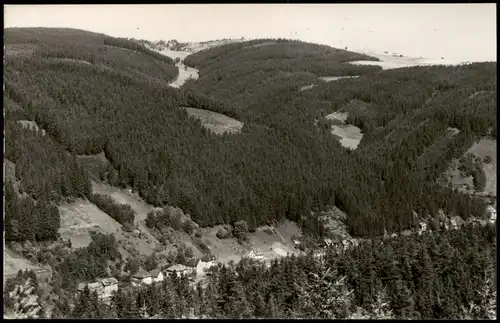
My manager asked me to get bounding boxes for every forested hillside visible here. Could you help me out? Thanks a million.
[54,224,496,319]
[3,27,497,320]
[4,28,496,243]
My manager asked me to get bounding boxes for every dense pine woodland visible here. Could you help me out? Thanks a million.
[3,28,497,319]
[43,225,496,319]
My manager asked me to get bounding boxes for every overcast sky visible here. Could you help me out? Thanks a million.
[5,4,496,62]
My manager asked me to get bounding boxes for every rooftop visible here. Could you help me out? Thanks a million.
[186,258,200,267]
[201,254,216,262]
[99,277,118,286]
[166,264,191,272]
[150,269,161,277]
[132,269,151,279]
[77,281,103,291]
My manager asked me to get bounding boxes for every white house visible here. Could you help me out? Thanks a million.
[195,255,217,276]
[149,269,164,283]
[165,264,192,277]
[132,269,153,286]
[98,278,118,299]
[247,249,264,260]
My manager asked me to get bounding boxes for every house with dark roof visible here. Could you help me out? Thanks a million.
[149,269,164,283]
[201,254,216,262]
[165,264,193,277]
[76,277,118,302]
[132,269,153,286]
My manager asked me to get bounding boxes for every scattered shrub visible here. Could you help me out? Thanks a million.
[216,227,232,239]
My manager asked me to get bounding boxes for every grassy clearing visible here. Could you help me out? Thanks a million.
[57,178,302,264]
[169,64,199,88]
[4,43,36,58]
[185,107,244,135]
[4,158,16,185]
[439,137,497,199]
[4,247,41,279]
[58,180,170,258]
[300,76,360,92]
[466,138,497,197]
[324,112,363,150]
[49,58,92,65]
[319,75,360,82]
[197,219,302,264]
[331,125,363,150]
[346,52,463,70]
[299,84,317,91]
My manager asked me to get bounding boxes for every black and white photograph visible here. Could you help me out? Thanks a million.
[3,4,497,319]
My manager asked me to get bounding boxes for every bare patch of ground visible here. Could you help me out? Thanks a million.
[300,76,361,92]
[58,198,119,249]
[439,137,497,199]
[185,107,244,135]
[324,112,363,150]
[4,158,17,184]
[182,39,244,53]
[319,75,360,82]
[331,125,363,150]
[17,120,46,136]
[4,247,41,279]
[58,181,171,258]
[148,39,244,88]
[149,48,198,88]
[50,58,92,65]
[347,52,465,70]
[169,63,199,88]
[300,84,317,92]
[197,219,303,265]
[4,44,36,58]
[325,111,349,123]
[466,138,497,197]
[248,41,278,49]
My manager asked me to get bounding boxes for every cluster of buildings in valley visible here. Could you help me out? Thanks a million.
[73,204,499,303]
[75,254,218,302]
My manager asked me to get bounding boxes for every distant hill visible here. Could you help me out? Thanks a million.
[4,28,496,244]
